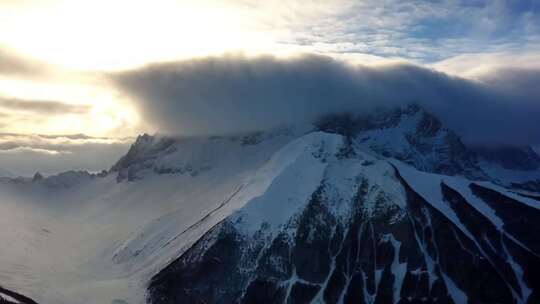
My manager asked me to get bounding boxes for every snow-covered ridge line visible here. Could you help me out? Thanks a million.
[230,131,344,234]
[6,104,539,189]
[110,126,312,182]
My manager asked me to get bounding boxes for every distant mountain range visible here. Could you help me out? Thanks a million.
[0,168,14,178]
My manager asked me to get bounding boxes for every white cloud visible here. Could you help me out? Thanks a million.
[0,146,70,155]
[1,0,537,70]
[431,51,540,79]
[0,134,132,176]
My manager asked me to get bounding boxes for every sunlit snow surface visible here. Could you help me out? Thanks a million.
[0,129,306,304]
[1,123,539,304]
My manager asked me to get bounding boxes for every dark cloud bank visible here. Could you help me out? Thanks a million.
[113,54,540,146]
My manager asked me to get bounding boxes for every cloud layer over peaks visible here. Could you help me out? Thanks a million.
[112,54,540,146]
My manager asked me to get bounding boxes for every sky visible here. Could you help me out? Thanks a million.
[0,0,539,176]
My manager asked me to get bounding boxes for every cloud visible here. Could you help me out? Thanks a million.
[0,146,69,155]
[112,54,540,147]
[2,0,537,73]
[262,0,540,62]
[478,67,540,98]
[0,97,91,114]
[431,51,540,78]
[0,133,133,151]
[0,47,52,77]
[0,133,132,176]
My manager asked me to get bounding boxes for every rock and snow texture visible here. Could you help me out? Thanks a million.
[148,130,540,304]
[1,105,540,304]
[472,145,540,192]
[317,105,485,179]
[148,107,540,304]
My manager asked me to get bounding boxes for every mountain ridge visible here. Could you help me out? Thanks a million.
[148,128,540,304]
[140,105,540,304]
[106,104,539,188]
[1,104,539,304]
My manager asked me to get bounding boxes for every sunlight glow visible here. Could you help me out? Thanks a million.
[0,0,313,136]
[0,77,139,136]
[0,0,299,71]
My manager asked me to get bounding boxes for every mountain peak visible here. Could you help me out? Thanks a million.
[316,104,484,178]
[110,104,538,186]
[147,113,540,304]
[110,134,177,181]
[109,127,309,182]
[32,171,44,182]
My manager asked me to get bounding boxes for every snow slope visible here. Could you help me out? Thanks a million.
[148,128,540,304]
[0,128,308,304]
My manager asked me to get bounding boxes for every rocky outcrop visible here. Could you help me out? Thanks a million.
[110,128,306,182]
[316,105,484,179]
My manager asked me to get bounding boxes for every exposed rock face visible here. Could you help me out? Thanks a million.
[110,128,306,182]
[147,123,540,304]
[110,134,177,181]
[316,105,484,179]
[31,172,44,182]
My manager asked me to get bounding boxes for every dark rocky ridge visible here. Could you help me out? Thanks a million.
[147,133,540,304]
[110,134,177,182]
[149,160,540,303]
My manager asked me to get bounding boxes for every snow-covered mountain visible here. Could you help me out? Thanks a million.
[317,105,484,179]
[1,105,539,304]
[147,107,540,304]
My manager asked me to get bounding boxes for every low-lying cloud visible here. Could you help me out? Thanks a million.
[112,54,540,146]
[0,133,132,177]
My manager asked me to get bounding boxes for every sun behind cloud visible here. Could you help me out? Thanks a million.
[0,0,301,71]
[0,0,539,140]
[0,74,140,136]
